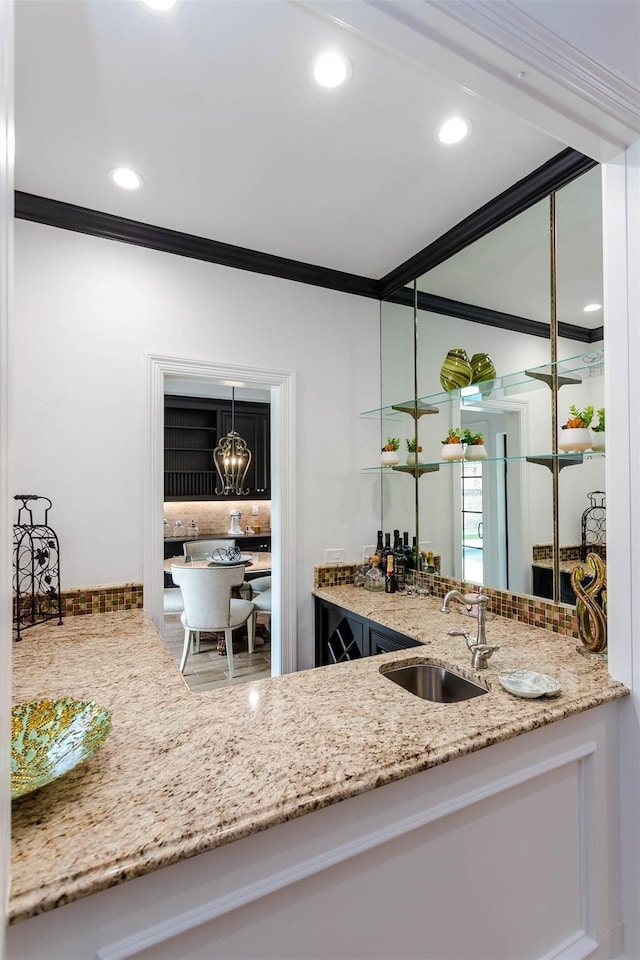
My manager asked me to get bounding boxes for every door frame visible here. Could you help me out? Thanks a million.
[143,353,297,675]
[455,396,529,591]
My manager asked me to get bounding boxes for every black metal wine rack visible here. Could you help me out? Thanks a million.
[13,495,63,641]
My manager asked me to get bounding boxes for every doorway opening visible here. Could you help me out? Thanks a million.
[162,378,272,689]
[143,353,297,680]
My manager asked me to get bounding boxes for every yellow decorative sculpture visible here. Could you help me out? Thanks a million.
[571,553,607,655]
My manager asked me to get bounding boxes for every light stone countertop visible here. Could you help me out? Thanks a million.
[11,594,628,923]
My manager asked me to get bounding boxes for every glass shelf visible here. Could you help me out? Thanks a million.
[361,350,604,420]
[362,450,605,473]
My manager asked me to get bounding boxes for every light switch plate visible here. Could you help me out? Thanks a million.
[251,506,260,515]
[325,548,344,563]
[363,545,375,559]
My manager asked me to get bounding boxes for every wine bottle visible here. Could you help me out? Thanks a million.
[411,536,420,571]
[403,531,413,570]
[382,532,392,568]
[393,530,406,591]
[384,554,397,594]
[374,530,384,561]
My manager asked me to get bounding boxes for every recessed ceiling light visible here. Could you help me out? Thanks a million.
[141,0,178,11]
[109,167,144,191]
[583,303,602,312]
[312,51,353,89]
[437,116,473,145]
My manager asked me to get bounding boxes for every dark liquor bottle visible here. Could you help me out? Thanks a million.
[411,536,420,571]
[385,554,397,594]
[381,532,392,568]
[393,530,406,591]
[403,531,413,570]
[374,530,384,561]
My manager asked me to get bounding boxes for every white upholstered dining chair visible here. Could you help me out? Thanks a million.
[170,564,255,678]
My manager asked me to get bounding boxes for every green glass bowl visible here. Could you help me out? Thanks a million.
[11,698,112,799]
[470,352,497,384]
[440,348,473,391]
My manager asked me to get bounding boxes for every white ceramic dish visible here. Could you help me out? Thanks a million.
[208,554,253,566]
[497,669,561,699]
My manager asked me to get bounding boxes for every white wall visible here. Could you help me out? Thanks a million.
[12,220,380,669]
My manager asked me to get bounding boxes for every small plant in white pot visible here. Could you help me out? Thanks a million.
[405,437,424,464]
[559,405,593,452]
[441,428,464,462]
[591,407,605,451]
[463,430,487,460]
[380,437,400,465]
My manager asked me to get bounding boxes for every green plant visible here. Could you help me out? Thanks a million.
[564,404,594,429]
[406,437,423,453]
[462,430,484,445]
[381,437,400,452]
[441,428,463,445]
[592,407,605,432]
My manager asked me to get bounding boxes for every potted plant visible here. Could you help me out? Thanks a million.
[441,428,464,462]
[559,405,594,452]
[380,437,400,466]
[405,437,424,465]
[591,407,605,451]
[463,429,487,460]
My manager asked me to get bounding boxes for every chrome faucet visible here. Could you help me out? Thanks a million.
[440,589,499,669]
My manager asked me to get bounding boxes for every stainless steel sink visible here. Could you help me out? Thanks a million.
[381,663,488,703]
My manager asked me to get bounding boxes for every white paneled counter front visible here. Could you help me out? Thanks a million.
[9,604,627,959]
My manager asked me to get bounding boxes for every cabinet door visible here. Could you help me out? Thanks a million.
[315,599,368,665]
[220,406,271,499]
[369,628,421,657]
[164,398,218,499]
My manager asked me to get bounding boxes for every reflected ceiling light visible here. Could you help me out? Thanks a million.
[141,0,178,11]
[437,116,473,144]
[312,51,353,89]
[583,303,602,312]
[213,387,252,496]
[109,167,143,191]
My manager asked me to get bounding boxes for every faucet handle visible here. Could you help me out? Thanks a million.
[470,643,500,669]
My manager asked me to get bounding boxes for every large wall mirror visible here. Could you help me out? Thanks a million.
[378,166,605,604]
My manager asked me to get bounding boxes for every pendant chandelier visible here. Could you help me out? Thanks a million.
[213,387,252,496]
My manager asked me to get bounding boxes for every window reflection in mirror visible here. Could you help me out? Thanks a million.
[379,166,604,605]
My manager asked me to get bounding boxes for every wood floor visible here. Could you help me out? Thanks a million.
[162,613,271,692]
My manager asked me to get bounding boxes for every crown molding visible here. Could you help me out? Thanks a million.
[388,287,598,343]
[15,149,599,342]
[14,192,380,302]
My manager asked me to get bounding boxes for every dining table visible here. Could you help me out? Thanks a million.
[163,551,272,580]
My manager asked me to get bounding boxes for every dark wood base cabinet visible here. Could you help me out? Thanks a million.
[531,565,577,605]
[314,596,421,666]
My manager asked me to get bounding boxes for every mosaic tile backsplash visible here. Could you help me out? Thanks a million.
[314,563,580,638]
[532,543,606,562]
[60,583,143,618]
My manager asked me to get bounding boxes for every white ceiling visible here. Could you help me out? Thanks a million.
[14,0,565,279]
